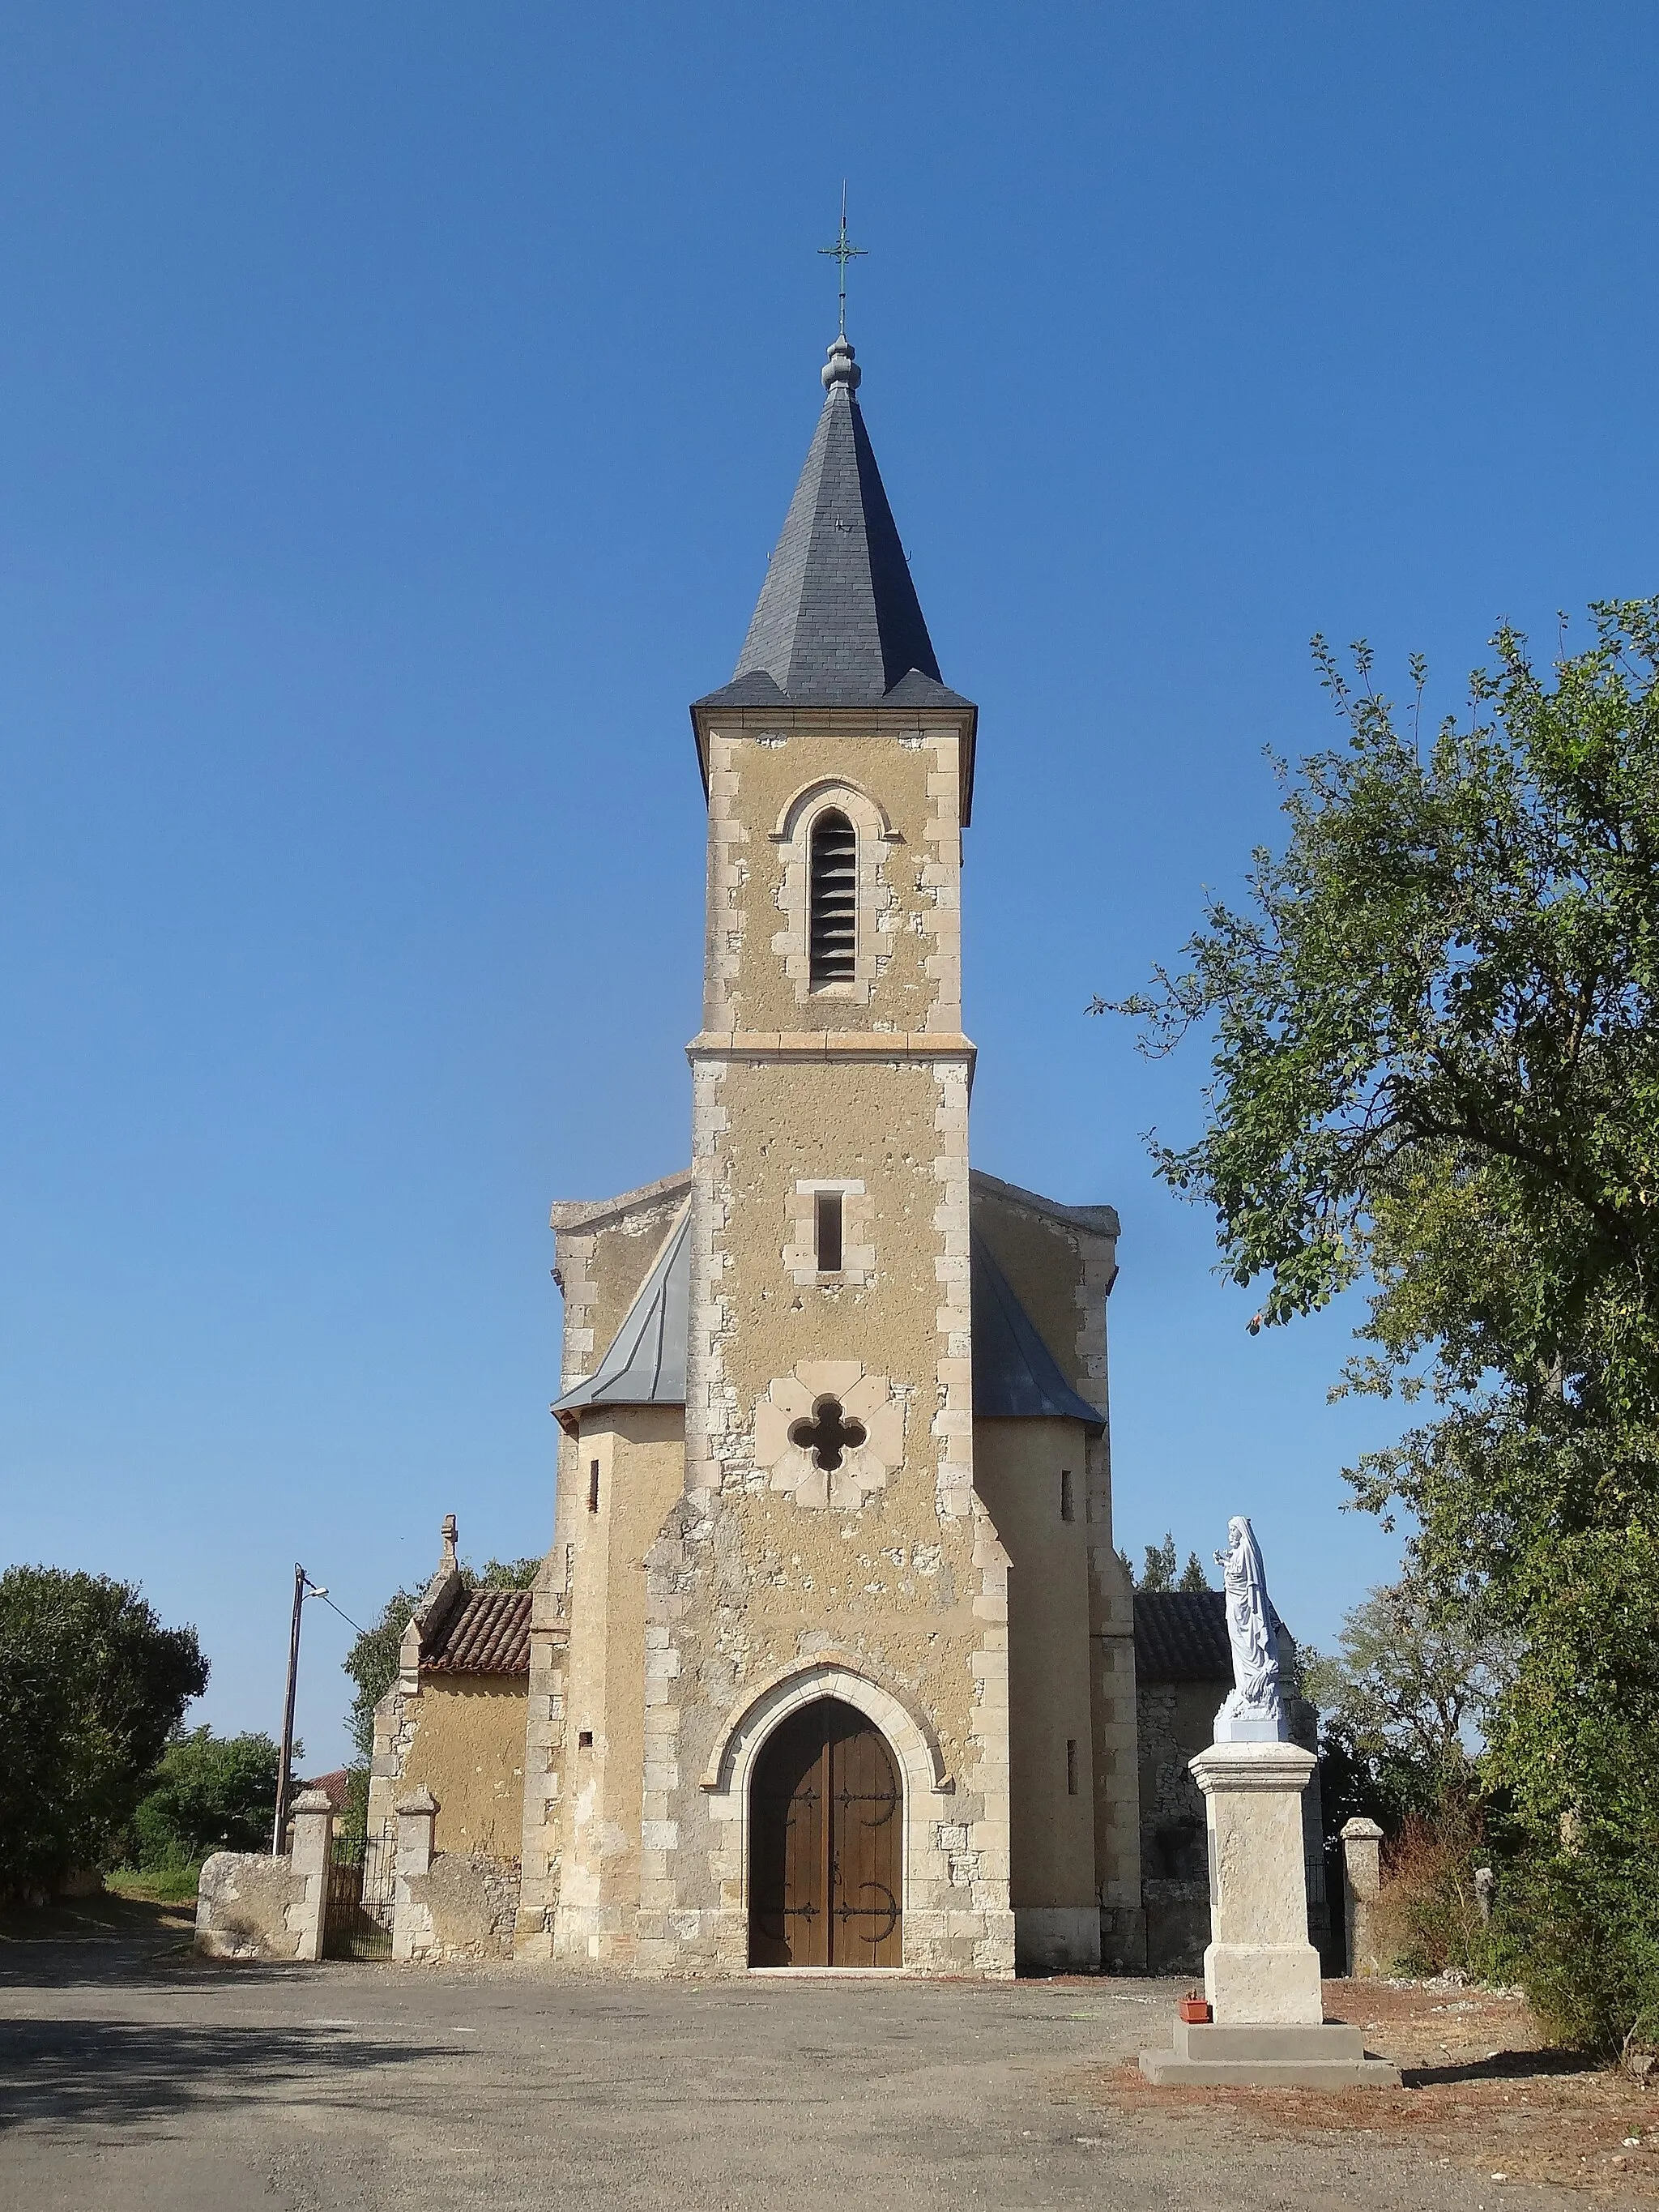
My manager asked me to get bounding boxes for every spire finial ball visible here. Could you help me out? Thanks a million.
[822,335,861,393]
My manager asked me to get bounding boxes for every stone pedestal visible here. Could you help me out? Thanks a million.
[1141,2017,1401,2088]
[1140,1740,1400,2088]
[1196,1740,1324,2023]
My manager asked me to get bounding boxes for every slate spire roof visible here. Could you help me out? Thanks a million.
[699,336,972,712]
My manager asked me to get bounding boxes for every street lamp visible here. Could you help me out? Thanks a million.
[271,1565,329,1855]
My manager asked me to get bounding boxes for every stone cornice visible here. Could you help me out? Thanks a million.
[686,1028,975,1063]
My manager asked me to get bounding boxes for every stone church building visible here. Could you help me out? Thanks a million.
[369,331,1297,1977]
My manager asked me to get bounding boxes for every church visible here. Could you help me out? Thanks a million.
[367,326,1311,1977]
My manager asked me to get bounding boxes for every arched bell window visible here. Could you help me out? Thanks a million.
[808,809,857,986]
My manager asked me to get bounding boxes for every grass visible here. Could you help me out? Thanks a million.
[105,1864,204,1904]
[0,1885,197,1944]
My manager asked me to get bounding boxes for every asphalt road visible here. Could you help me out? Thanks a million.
[0,1920,1579,2211]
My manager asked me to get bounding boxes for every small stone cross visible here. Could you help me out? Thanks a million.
[789,1397,868,1471]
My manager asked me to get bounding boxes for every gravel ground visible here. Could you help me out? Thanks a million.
[0,1905,1641,2211]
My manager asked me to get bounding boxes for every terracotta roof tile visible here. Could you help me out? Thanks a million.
[421,1586,532,1676]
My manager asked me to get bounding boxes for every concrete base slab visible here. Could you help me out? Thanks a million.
[1140,2015,1401,2088]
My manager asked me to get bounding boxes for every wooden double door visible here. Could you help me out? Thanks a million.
[748,1697,902,1968]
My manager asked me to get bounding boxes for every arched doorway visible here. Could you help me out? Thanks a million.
[748,1697,902,1967]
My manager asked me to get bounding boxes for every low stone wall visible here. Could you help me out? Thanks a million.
[394,1851,520,1962]
[196,1852,309,1959]
[1144,1876,1212,1976]
[194,1791,332,1962]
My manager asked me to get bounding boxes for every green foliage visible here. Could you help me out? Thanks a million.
[1118,1534,1213,1592]
[343,1586,422,1766]
[343,1554,541,1763]
[1302,1578,1511,1832]
[333,1762,371,1852]
[0,1565,209,1896]
[106,1860,214,1903]
[1105,600,1659,2049]
[1500,1838,1659,2053]
[129,1727,283,1868]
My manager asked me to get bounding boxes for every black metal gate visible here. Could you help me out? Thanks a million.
[323,1820,396,1959]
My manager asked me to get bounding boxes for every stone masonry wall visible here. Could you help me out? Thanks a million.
[195,1792,331,1962]
[195,1852,315,1961]
[395,1852,519,1962]
[644,708,1012,1977]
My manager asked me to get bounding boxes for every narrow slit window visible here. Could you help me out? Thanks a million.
[808,809,857,985]
[1060,1468,1075,1523]
[587,1458,600,1513]
[578,1729,594,1750]
[1066,1739,1079,1797]
[815,1191,844,1274]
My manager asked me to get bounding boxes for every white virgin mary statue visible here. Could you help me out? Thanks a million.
[1213,1516,1291,1743]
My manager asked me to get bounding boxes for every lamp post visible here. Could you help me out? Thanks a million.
[271,1564,329,1855]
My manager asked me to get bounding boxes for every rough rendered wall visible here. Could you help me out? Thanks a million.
[401,1679,527,1859]
[973,1416,1098,1966]
[194,1851,312,1961]
[971,1175,1141,1967]
[556,1406,686,1961]
[396,1852,519,1960]
[646,707,1012,1977]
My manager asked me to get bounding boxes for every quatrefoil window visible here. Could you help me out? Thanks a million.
[788,1397,867,1471]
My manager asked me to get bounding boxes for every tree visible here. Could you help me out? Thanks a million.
[129,1727,284,1868]
[1301,1578,1512,1830]
[1101,600,1659,2047]
[1117,1533,1212,1592]
[343,1555,541,1765]
[0,1566,209,1896]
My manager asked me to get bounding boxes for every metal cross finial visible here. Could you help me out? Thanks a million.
[818,184,866,339]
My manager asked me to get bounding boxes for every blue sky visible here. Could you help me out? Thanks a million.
[2,4,1655,1770]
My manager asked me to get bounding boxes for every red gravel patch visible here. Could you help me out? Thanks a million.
[1078,1980,1659,2199]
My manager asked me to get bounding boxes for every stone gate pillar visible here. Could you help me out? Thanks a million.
[1340,1815,1385,1977]
[288,1789,335,1962]
[392,1787,439,1962]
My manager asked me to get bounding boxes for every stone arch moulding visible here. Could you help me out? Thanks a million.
[769,781,898,1005]
[701,1653,953,1800]
[770,776,900,848]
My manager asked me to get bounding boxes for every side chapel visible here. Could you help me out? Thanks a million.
[369,329,1313,1976]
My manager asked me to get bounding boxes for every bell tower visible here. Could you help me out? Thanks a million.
[625,331,1016,1975]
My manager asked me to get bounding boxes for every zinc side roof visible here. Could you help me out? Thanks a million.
[970,1234,1105,1429]
[550,1207,689,1414]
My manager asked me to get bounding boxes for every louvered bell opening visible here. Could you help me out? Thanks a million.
[808,812,858,986]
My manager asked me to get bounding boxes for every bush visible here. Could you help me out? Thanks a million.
[1367,1804,1512,1984]
[129,1727,283,1868]
[1500,1837,1659,2056]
